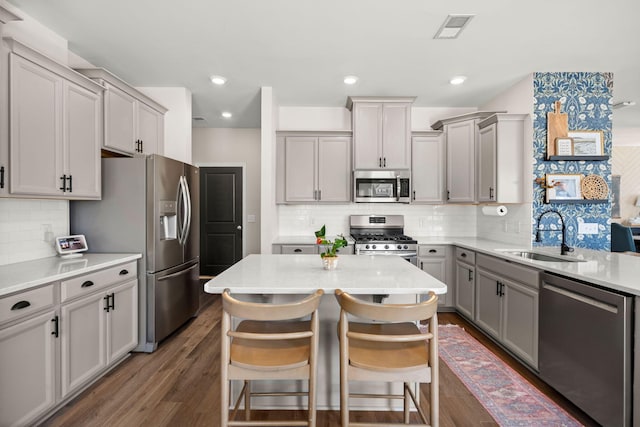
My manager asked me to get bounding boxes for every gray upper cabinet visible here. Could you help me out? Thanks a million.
[477,114,527,203]
[2,38,103,199]
[432,111,503,204]
[348,97,414,170]
[277,132,351,204]
[76,68,166,156]
[411,131,445,203]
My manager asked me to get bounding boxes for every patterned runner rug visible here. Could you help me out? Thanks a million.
[438,324,582,426]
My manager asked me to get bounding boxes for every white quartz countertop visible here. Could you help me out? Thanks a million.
[272,235,640,296]
[0,253,142,297]
[413,236,640,296]
[204,254,447,295]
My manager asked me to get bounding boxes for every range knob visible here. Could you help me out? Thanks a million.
[365,244,370,250]
[397,245,402,250]
[372,244,377,249]
[384,244,389,250]
[403,245,408,250]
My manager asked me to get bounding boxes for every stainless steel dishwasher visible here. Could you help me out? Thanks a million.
[539,272,633,427]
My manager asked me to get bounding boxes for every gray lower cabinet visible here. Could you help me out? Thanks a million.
[0,308,57,427]
[475,253,540,369]
[272,244,354,255]
[418,245,452,308]
[0,260,137,426]
[454,248,475,319]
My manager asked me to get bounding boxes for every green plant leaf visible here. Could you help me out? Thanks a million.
[314,225,326,238]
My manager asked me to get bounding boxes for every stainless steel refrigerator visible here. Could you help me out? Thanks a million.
[70,154,200,352]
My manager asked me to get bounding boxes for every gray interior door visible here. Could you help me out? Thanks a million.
[200,167,243,276]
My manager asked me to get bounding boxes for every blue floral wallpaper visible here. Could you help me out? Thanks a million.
[532,72,613,251]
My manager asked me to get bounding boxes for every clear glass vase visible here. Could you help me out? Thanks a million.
[322,256,339,270]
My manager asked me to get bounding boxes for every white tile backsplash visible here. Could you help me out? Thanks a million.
[0,199,69,265]
[277,203,479,238]
[278,202,534,248]
[476,203,532,247]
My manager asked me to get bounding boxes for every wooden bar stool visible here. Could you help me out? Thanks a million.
[335,290,439,427]
[220,289,324,427]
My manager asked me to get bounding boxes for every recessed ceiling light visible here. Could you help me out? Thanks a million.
[221,111,232,118]
[449,76,467,85]
[344,75,359,85]
[210,75,227,85]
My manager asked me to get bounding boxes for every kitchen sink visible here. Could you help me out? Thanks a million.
[501,251,586,263]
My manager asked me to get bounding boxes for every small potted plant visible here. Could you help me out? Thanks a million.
[315,225,347,270]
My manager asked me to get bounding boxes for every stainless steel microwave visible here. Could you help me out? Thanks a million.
[353,170,411,203]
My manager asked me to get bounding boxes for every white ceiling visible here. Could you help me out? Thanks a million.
[8,0,640,130]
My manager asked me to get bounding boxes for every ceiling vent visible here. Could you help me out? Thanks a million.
[434,14,475,39]
[192,116,206,121]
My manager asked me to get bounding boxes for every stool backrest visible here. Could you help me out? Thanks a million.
[222,289,324,321]
[335,289,438,322]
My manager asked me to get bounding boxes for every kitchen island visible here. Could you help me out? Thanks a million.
[205,254,447,411]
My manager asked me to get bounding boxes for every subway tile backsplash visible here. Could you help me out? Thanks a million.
[0,199,69,265]
[278,203,533,248]
[277,204,479,238]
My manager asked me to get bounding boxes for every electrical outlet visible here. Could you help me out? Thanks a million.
[578,222,598,234]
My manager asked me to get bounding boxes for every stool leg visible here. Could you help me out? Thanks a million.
[245,380,251,420]
[404,382,410,423]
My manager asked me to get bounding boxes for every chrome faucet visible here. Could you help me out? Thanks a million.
[535,209,574,255]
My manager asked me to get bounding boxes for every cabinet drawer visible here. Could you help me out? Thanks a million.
[61,261,137,302]
[280,245,318,254]
[418,245,447,257]
[455,247,475,264]
[0,284,55,324]
[477,253,540,289]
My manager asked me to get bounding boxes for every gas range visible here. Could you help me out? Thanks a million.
[350,215,417,257]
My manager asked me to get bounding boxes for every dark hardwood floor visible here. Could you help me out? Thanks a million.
[42,292,599,426]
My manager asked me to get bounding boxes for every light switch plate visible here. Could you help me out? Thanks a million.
[578,222,598,234]
[247,214,256,223]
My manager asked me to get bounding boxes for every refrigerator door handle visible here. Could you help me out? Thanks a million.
[176,176,183,244]
[156,262,199,281]
[182,176,192,246]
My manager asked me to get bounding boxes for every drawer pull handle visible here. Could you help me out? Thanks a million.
[461,252,467,258]
[294,248,302,253]
[81,281,94,288]
[119,269,129,275]
[11,300,31,310]
[429,249,437,253]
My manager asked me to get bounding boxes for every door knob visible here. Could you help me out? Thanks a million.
[237,225,242,230]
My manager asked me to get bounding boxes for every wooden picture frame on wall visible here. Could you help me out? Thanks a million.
[568,130,604,156]
[545,174,583,203]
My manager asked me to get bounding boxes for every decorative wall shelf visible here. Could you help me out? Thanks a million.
[548,199,608,204]
[547,155,609,161]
